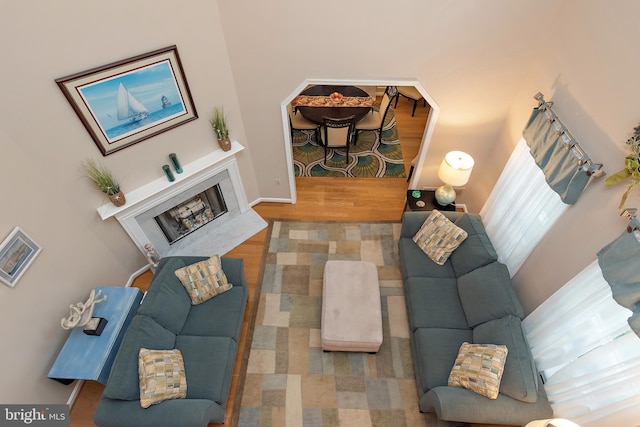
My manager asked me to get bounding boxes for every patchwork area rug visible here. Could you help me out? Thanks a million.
[292,109,407,178]
[232,220,437,426]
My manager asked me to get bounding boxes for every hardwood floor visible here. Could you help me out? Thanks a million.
[69,95,511,426]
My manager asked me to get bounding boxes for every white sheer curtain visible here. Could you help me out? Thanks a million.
[522,260,640,426]
[480,137,569,276]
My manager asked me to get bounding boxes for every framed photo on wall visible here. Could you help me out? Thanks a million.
[56,45,198,156]
[0,227,42,288]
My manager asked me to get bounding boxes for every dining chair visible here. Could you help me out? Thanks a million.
[354,86,397,143]
[288,103,321,144]
[394,86,426,116]
[322,115,355,165]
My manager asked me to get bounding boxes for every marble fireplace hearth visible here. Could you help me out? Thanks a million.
[97,142,266,259]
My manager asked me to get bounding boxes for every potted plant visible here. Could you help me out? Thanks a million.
[605,124,640,208]
[80,158,126,207]
[209,106,232,151]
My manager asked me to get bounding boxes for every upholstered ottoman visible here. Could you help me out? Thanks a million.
[321,260,383,352]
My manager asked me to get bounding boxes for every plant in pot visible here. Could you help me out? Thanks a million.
[80,158,126,207]
[605,123,640,208]
[210,106,232,151]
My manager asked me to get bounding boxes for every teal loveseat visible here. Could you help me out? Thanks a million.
[398,211,553,426]
[93,256,248,427]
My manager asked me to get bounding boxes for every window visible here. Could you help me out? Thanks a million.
[480,137,568,276]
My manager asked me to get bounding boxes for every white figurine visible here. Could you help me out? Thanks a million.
[144,243,161,268]
[61,289,107,330]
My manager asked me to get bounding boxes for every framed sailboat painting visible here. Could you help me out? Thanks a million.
[56,45,198,156]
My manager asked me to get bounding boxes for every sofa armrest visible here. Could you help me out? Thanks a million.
[94,397,221,427]
[221,257,247,288]
[422,380,552,426]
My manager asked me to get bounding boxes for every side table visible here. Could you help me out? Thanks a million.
[405,189,456,212]
[48,286,143,385]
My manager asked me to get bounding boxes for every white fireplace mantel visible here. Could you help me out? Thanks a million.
[96,141,266,258]
[97,141,246,220]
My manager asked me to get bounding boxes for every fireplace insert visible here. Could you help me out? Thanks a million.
[154,184,227,245]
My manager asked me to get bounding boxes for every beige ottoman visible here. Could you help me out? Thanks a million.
[321,260,383,352]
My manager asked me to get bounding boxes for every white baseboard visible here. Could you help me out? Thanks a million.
[249,196,293,205]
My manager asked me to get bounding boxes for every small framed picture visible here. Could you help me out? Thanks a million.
[0,227,42,288]
[56,45,198,156]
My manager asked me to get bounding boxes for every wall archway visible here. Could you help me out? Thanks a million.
[280,78,439,203]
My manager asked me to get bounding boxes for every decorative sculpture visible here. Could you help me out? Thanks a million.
[61,289,107,330]
[144,243,161,268]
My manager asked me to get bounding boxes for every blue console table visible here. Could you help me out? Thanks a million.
[48,286,143,385]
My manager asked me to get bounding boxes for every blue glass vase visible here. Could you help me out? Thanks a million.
[169,153,183,174]
[162,164,175,182]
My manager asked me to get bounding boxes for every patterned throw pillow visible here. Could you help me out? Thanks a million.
[138,348,187,408]
[448,342,508,399]
[174,255,232,305]
[412,210,468,265]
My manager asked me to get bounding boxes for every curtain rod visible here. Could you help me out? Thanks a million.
[534,92,606,178]
[621,208,640,233]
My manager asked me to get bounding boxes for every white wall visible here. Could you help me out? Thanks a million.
[505,0,640,312]
[1,0,638,407]
[0,1,257,404]
[217,0,563,212]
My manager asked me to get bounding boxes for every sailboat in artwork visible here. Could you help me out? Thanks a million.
[116,83,149,123]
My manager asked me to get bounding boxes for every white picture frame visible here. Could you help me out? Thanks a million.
[0,227,42,288]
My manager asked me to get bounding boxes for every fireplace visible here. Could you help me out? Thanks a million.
[154,184,227,245]
[97,143,267,258]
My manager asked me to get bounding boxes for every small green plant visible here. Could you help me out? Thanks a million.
[80,158,121,196]
[605,124,640,208]
[209,107,229,140]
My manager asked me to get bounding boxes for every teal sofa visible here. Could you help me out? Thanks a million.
[93,256,248,427]
[398,211,553,426]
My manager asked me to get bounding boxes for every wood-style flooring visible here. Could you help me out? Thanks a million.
[69,95,511,427]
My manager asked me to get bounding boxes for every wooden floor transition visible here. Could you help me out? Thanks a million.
[68,95,513,427]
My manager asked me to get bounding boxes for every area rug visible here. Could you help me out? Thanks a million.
[232,219,437,426]
[292,109,407,178]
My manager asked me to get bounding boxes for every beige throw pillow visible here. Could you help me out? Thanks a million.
[448,342,508,399]
[412,210,468,265]
[174,255,232,305]
[138,348,187,408]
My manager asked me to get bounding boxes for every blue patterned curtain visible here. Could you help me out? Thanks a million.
[597,219,640,337]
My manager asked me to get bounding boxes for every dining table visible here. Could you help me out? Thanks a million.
[292,85,374,125]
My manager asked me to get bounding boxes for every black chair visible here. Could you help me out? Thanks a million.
[322,115,355,164]
[355,86,397,143]
[394,86,426,116]
[288,103,321,144]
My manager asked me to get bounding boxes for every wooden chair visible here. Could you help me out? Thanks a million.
[354,86,397,143]
[288,103,321,144]
[394,86,426,116]
[323,115,355,164]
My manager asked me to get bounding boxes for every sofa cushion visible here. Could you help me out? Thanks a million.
[413,327,473,392]
[450,214,498,277]
[174,255,233,305]
[137,257,193,334]
[399,238,455,279]
[448,342,508,400]
[180,285,248,337]
[412,210,468,265]
[103,315,176,401]
[405,277,469,331]
[175,335,237,404]
[457,262,524,327]
[138,348,187,408]
[473,316,539,403]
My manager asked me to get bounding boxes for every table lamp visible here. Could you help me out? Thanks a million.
[435,151,474,206]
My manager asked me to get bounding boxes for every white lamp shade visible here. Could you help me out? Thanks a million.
[437,151,474,186]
